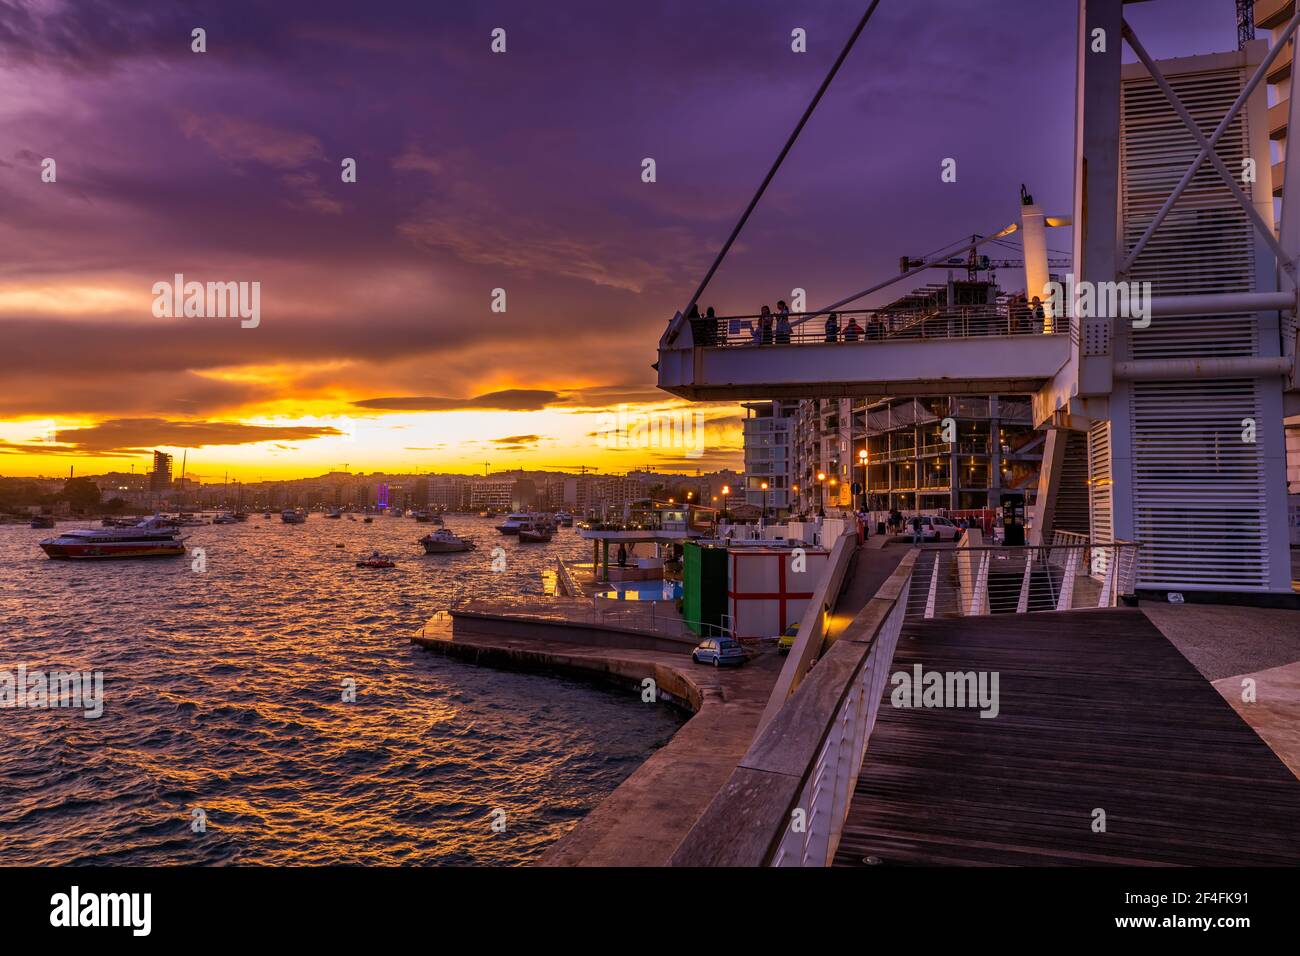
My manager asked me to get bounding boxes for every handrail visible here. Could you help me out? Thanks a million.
[681,303,1066,348]
[670,549,919,867]
[911,539,1141,619]
[755,531,859,734]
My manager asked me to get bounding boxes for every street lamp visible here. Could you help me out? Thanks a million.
[760,481,768,522]
[816,472,826,517]
[792,484,799,518]
[721,485,730,522]
[858,448,868,511]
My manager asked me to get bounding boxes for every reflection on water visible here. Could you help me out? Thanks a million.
[0,516,683,865]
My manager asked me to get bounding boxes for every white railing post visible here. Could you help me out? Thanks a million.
[1056,548,1079,611]
[1097,546,1116,607]
[1017,550,1033,613]
[925,552,940,618]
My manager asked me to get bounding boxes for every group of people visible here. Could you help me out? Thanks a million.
[686,301,890,347]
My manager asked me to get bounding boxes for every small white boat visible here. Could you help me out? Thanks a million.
[495,512,533,535]
[420,529,477,554]
[281,509,307,524]
[212,512,238,524]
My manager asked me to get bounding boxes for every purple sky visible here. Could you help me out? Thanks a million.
[0,0,1240,471]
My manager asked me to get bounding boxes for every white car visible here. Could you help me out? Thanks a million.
[915,515,963,541]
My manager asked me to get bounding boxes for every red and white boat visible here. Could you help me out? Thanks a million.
[39,518,188,560]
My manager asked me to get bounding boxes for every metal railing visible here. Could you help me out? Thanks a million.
[906,537,1140,619]
[554,557,580,597]
[428,594,732,642]
[670,550,919,867]
[686,304,1066,348]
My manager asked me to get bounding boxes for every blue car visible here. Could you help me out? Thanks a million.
[691,637,747,667]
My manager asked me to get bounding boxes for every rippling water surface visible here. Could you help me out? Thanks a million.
[0,515,683,865]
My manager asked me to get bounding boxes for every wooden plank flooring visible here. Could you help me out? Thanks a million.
[834,609,1300,866]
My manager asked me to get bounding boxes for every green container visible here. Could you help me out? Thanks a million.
[682,542,728,636]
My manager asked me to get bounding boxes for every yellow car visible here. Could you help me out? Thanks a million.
[777,623,800,655]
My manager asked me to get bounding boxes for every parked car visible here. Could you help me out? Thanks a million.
[916,515,963,541]
[777,623,800,655]
[691,637,747,667]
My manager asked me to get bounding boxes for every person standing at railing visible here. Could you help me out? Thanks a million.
[824,311,840,343]
[775,309,792,344]
[688,303,716,347]
[760,306,774,345]
[842,315,863,341]
[1029,296,1046,335]
[866,315,884,340]
[750,309,766,345]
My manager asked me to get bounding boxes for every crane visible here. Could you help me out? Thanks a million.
[1237,0,1255,51]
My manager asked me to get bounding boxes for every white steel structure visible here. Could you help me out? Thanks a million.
[656,0,1300,597]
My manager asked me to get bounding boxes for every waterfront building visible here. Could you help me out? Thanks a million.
[741,401,796,515]
[469,478,513,512]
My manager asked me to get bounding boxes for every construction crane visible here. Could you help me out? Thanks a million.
[1238,0,1256,50]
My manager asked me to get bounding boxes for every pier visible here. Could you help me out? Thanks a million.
[834,609,1300,866]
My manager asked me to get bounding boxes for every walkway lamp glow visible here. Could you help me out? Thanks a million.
[858,448,868,510]
[817,471,827,517]
[721,485,730,521]
[760,481,768,522]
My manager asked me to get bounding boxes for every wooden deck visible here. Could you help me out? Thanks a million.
[834,609,1300,866]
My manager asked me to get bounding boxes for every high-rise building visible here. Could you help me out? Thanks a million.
[148,451,173,492]
[742,401,796,515]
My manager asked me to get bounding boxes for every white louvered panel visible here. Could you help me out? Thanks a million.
[1129,380,1268,590]
[1121,69,1257,306]
[1087,421,1114,582]
[1088,421,1114,545]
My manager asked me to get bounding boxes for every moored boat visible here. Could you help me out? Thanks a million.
[212,512,239,524]
[281,509,307,524]
[30,514,56,529]
[39,518,187,560]
[517,517,555,543]
[419,528,477,554]
[356,550,395,568]
[495,512,532,535]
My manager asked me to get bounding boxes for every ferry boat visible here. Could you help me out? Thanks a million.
[39,518,187,560]
[30,514,56,529]
[419,528,477,554]
[281,509,307,524]
[495,512,533,535]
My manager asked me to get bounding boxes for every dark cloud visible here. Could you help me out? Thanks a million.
[491,435,541,446]
[51,418,343,454]
[352,390,562,412]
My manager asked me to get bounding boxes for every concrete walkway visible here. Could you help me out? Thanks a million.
[1141,601,1300,783]
[412,613,782,866]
